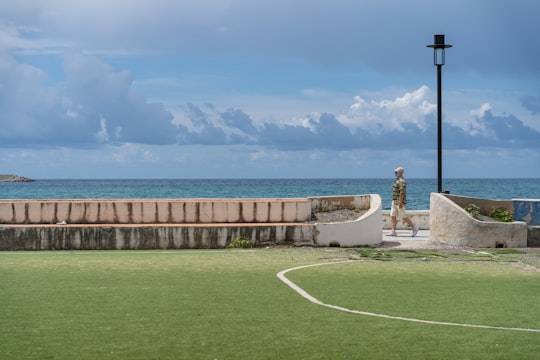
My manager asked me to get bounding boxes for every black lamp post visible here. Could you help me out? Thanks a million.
[427,34,452,193]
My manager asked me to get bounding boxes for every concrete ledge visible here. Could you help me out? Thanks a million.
[429,193,528,248]
[0,194,382,250]
[313,194,382,247]
[0,198,312,224]
[382,210,430,230]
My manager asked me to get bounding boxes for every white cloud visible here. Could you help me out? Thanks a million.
[95,117,109,142]
[0,23,32,50]
[338,86,436,134]
[1,45,537,154]
[470,103,491,119]
[1,51,177,146]
[465,103,495,136]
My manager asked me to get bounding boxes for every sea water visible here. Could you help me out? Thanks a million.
[1,178,539,210]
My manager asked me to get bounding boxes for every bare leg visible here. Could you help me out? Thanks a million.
[403,217,414,228]
[403,217,419,236]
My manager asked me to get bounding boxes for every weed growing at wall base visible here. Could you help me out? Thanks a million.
[227,236,254,248]
[465,203,481,218]
[490,206,514,222]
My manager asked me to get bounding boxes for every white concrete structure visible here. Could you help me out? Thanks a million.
[0,198,312,224]
[0,195,382,250]
[429,193,528,248]
[313,194,382,247]
[381,210,430,230]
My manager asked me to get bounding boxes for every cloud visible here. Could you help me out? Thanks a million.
[466,103,495,136]
[0,51,178,147]
[338,86,435,134]
[1,1,538,180]
[2,43,538,154]
[1,36,538,154]
[482,110,540,147]
[0,23,38,51]
[0,52,87,147]
[3,0,540,77]
[521,96,540,115]
[221,108,258,135]
[63,53,177,145]
[176,87,540,151]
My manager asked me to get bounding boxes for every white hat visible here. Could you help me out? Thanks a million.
[394,166,404,173]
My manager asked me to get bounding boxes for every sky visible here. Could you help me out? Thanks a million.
[0,0,539,179]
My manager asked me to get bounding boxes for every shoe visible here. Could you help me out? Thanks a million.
[386,230,397,237]
[412,226,418,237]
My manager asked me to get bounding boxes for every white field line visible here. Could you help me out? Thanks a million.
[277,261,540,333]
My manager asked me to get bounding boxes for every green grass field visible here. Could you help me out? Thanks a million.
[1,248,539,359]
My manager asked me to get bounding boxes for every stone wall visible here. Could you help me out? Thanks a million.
[0,224,316,250]
[528,227,540,247]
[430,193,528,248]
[0,195,382,250]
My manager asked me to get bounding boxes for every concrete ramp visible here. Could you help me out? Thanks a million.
[429,193,528,248]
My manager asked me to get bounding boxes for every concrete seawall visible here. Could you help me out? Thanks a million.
[0,223,316,250]
[0,195,382,250]
[0,199,312,224]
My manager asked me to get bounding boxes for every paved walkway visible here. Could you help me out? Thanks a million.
[378,229,443,250]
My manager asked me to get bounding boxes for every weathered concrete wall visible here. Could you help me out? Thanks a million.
[430,193,528,248]
[0,195,382,250]
[382,210,430,230]
[313,194,382,247]
[0,224,316,250]
[0,199,312,224]
[443,194,514,217]
[310,195,370,212]
[528,227,540,247]
[514,199,540,225]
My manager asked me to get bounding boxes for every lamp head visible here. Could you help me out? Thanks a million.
[427,34,452,49]
[427,34,452,65]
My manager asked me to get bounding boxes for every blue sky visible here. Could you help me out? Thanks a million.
[0,0,539,179]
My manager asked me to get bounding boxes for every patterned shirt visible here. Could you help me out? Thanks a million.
[392,177,407,205]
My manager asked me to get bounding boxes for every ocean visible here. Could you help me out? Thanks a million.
[1,178,539,210]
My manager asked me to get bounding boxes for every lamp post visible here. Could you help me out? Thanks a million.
[427,34,452,193]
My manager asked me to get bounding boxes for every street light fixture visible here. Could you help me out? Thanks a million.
[427,34,452,193]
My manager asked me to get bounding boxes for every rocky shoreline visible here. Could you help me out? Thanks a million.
[0,175,35,182]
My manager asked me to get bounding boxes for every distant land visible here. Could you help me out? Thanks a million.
[0,175,35,182]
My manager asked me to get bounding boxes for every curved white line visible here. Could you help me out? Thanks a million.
[277,261,540,333]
